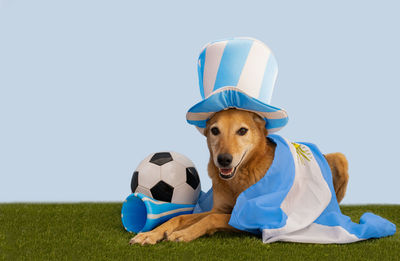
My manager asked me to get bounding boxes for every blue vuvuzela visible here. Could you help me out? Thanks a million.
[121,193,195,233]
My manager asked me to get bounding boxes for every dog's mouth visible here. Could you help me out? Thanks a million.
[219,167,236,179]
[218,151,247,180]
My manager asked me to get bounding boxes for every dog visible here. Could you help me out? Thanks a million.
[130,108,349,245]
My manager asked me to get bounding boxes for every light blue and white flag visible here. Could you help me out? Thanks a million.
[186,38,288,135]
[194,135,396,243]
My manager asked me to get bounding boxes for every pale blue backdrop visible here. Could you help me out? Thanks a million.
[1,0,399,203]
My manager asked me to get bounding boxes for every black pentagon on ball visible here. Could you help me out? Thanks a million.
[149,152,173,166]
[186,167,200,190]
[131,171,139,193]
[150,181,174,202]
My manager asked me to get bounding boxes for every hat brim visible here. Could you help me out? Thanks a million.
[186,87,288,135]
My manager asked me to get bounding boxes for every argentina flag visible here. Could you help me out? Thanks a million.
[194,134,396,243]
[186,37,288,135]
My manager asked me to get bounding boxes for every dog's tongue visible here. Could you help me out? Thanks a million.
[220,168,233,175]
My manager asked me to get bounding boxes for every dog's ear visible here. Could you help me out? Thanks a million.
[252,113,268,137]
[204,124,210,138]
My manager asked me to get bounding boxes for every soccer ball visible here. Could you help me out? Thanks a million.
[130,152,201,205]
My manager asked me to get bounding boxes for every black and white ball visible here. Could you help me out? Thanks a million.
[131,152,201,204]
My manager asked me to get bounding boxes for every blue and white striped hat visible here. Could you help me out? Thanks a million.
[186,37,289,135]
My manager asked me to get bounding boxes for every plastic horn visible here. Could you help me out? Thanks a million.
[121,193,195,233]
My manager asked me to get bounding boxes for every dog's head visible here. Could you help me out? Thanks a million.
[205,108,268,180]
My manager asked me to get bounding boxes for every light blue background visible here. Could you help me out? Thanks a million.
[1,0,399,203]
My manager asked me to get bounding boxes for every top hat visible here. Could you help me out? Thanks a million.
[186,37,288,135]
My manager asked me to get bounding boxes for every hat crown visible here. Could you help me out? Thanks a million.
[197,37,278,103]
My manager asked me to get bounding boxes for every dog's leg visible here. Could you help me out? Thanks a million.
[130,212,210,245]
[324,153,349,203]
[167,213,235,242]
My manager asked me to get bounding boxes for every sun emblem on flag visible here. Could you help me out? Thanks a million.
[292,142,312,164]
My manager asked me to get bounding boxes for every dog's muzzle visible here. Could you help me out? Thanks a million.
[218,151,247,180]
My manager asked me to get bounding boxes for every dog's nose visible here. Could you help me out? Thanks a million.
[217,153,233,167]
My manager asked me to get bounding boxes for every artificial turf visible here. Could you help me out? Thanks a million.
[0,203,398,261]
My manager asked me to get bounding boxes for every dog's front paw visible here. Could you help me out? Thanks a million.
[129,231,164,245]
[167,230,197,243]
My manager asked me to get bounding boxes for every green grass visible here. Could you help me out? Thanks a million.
[0,204,398,261]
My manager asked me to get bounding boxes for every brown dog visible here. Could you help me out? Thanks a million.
[130,108,349,245]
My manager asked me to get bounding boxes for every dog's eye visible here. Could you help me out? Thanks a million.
[211,127,220,136]
[237,127,248,136]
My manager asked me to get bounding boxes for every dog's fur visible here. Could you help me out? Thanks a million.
[131,109,349,245]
